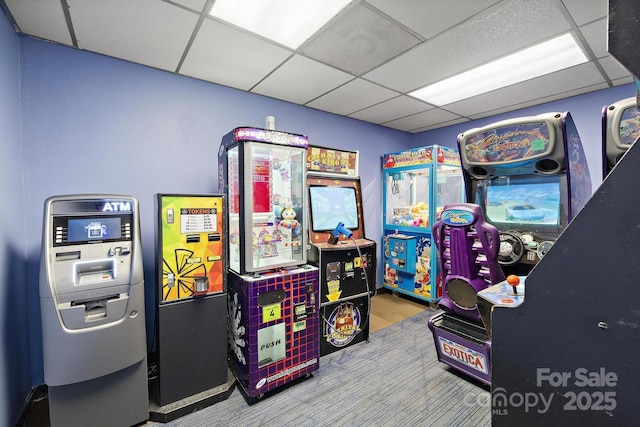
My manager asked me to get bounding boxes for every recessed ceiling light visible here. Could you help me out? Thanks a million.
[209,0,352,49]
[409,33,589,106]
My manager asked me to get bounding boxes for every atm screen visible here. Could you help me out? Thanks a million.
[67,217,122,242]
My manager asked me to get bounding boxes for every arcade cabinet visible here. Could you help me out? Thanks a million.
[218,127,319,399]
[306,146,376,356]
[39,195,148,427]
[427,203,505,385]
[381,146,464,305]
[601,96,640,178]
[149,194,234,422]
[457,112,592,277]
[428,112,592,385]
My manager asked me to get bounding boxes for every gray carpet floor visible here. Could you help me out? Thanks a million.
[149,309,491,427]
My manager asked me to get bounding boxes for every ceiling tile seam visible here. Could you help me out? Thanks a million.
[379,107,467,127]
[360,1,426,42]
[300,76,359,107]
[246,52,298,93]
[175,0,215,74]
[554,0,613,87]
[345,95,428,120]
[61,0,78,48]
[161,0,205,14]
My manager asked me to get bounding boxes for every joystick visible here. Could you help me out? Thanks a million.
[506,274,520,295]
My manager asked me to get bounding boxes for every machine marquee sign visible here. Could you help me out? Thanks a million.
[438,336,488,374]
[102,201,132,212]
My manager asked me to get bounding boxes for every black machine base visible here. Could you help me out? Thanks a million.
[148,369,236,423]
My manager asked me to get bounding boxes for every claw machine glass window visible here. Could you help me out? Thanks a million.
[382,146,464,304]
[220,127,308,274]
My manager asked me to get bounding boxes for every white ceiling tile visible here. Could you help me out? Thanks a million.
[611,76,634,86]
[579,18,607,58]
[181,19,292,91]
[171,0,208,12]
[382,108,462,132]
[306,78,399,115]
[252,55,354,105]
[598,56,633,81]
[410,117,470,133]
[5,0,72,45]
[301,3,420,75]
[467,83,610,121]
[445,62,605,117]
[68,0,198,72]
[365,0,500,39]
[364,0,572,93]
[348,95,433,123]
[561,0,607,26]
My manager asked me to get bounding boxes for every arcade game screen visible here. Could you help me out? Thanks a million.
[618,106,640,146]
[309,185,358,232]
[482,178,561,227]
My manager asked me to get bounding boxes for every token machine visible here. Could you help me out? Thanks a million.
[306,146,376,356]
[218,127,320,399]
[382,146,464,305]
[39,195,148,427]
[457,112,592,277]
[149,194,233,422]
[601,96,640,178]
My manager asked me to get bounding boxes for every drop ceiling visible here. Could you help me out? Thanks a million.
[0,0,632,133]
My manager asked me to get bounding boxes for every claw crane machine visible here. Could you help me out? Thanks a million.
[382,146,464,306]
[218,126,319,399]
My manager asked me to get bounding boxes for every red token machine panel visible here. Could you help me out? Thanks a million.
[382,146,464,305]
[306,146,376,356]
[151,194,232,421]
[218,127,320,398]
[457,111,592,277]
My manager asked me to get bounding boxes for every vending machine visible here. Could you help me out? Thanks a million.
[306,146,376,356]
[218,127,319,399]
[381,146,464,305]
[39,195,148,427]
[149,194,234,422]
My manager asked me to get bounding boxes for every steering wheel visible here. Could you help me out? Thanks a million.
[497,231,524,266]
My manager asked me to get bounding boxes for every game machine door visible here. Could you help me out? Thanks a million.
[306,146,376,356]
[427,203,504,385]
[149,194,234,422]
[218,127,319,399]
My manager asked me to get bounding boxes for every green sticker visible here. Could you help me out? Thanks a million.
[293,320,306,332]
[531,138,546,151]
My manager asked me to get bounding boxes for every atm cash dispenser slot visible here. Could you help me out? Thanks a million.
[73,259,116,285]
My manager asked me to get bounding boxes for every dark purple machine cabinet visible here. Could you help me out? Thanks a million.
[227,266,320,398]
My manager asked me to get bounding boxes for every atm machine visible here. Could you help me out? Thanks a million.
[39,195,148,427]
[306,146,376,356]
[219,127,320,399]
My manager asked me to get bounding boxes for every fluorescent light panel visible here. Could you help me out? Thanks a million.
[410,33,589,106]
[209,0,351,49]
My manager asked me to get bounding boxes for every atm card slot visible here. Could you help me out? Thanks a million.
[56,251,81,261]
[186,234,200,243]
[74,259,115,285]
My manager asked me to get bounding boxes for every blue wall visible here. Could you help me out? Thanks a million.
[0,9,29,426]
[3,8,637,426]
[413,83,637,189]
[18,37,412,390]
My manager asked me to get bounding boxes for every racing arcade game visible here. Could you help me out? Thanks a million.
[602,96,640,178]
[149,194,233,422]
[39,195,148,427]
[306,146,376,356]
[428,112,591,385]
[218,127,319,400]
